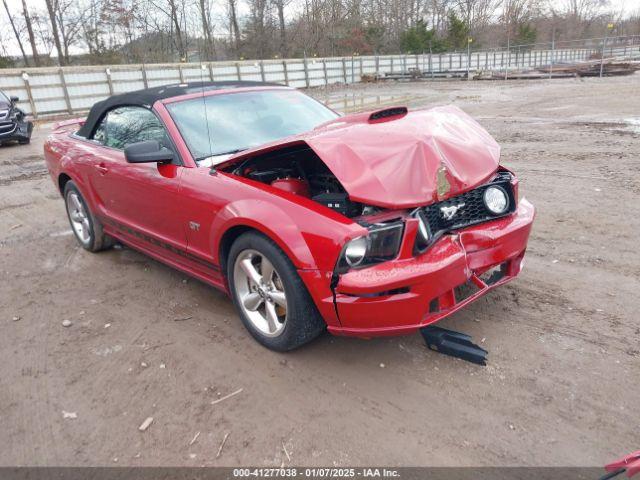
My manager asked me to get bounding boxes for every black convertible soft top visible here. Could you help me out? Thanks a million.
[76,81,283,138]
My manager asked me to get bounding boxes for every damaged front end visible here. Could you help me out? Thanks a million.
[0,97,33,146]
[221,104,534,342]
[328,175,534,337]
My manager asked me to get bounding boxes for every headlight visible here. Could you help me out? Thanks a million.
[341,222,404,270]
[344,236,367,267]
[484,186,509,214]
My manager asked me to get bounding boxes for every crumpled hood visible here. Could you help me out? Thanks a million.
[222,105,501,209]
[304,105,500,209]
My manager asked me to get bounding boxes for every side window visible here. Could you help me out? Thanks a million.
[91,106,169,150]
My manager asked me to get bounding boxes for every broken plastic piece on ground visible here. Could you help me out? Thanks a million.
[601,450,640,479]
[420,325,488,366]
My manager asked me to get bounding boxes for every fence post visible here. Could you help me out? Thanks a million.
[178,64,185,82]
[58,68,73,114]
[21,72,37,118]
[105,68,113,95]
[351,55,354,83]
[390,56,394,73]
[282,60,289,85]
[322,59,328,85]
[342,58,347,83]
[303,56,310,88]
[235,62,242,81]
[259,61,266,82]
[550,33,555,79]
[141,64,149,88]
[375,55,379,73]
[208,63,215,81]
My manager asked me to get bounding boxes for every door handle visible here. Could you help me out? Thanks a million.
[94,163,108,174]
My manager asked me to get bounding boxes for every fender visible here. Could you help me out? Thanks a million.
[210,199,325,270]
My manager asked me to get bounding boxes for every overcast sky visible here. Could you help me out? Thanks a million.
[1,0,636,57]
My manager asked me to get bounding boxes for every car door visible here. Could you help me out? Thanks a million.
[87,106,187,256]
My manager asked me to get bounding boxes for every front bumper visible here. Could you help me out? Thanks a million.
[0,119,32,143]
[303,198,535,337]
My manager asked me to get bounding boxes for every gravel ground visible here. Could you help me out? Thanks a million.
[0,75,638,467]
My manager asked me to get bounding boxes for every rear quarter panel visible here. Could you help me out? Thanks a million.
[44,121,88,195]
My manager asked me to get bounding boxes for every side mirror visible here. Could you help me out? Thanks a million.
[124,140,175,164]
[10,96,19,103]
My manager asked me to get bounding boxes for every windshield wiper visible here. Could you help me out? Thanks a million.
[196,148,247,162]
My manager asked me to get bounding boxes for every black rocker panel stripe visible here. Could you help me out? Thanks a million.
[101,216,220,272]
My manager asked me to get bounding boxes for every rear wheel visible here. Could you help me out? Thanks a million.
[64,181,112,252]
[227,232,326,351]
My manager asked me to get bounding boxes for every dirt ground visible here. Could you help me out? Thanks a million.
[1,75,639,467]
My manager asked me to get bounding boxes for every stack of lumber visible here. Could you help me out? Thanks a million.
[375,57,640,82]
[536,58,640,76]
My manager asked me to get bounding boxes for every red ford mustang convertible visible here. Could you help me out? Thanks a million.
[44,81,534,352]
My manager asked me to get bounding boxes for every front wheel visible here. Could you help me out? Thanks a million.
[227,232,326,351]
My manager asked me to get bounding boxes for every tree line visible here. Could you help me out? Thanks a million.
[1,0,639,67]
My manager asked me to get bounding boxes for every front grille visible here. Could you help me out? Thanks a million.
[0,121,17,137]
[422,171,516,235]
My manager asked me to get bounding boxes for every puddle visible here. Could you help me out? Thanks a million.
[319,93,423,114]
[573,119,640,137]
[623,117,640,134]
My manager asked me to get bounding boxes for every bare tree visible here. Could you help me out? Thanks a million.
[227,0,241,55]
[501,0,542,42]
[3,0,30,65]
[198,0,216,60]
[455,0,500,34]
[553,0,610,37]
[79,0,104,56]
[54,0,84,63]
[21,0,41,65]
[273,0,290,57]
[43,0,66,64]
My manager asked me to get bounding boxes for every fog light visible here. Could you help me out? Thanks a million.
[344,236,367,267]
[484,186,509,214]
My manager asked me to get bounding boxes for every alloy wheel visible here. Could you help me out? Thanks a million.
[233,249,288,337]
[66,191,91,246]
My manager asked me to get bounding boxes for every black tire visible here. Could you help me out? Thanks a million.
[18,138,30,145]
[227,231,326,351]
[63,180,113,252]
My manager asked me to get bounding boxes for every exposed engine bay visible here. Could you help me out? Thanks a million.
[226,144,380,218]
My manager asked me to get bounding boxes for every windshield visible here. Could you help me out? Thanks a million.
[166,89,338,164]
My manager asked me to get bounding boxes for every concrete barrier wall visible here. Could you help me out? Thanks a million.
[0,45,637,118]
